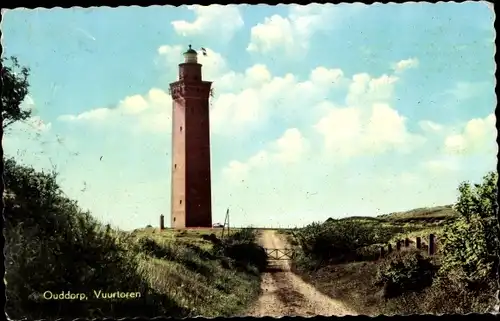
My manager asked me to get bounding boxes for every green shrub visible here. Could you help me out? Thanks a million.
[214,228,267,273]
[4,159,187,319]
[439,172,499,284]
[376,249,436,298]
[295,220,378,264]
[355,244,383,262]
[137,237,215,276]
[225,228,258,243]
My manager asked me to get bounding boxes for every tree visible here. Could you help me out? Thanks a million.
[440,171,499,284]
[1,56,32,129]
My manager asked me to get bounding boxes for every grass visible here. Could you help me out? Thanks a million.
[285,204,497,315]
[130,227,238,250]
[5,152,263,320]
[281,205,456,256]
[123,227,261,317]
[378,205,456,223]
[6,221,262,319]
[292,257,495,315]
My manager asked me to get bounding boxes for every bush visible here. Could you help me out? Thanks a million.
[355,244,384,262]
[4,159,187,319]
[376,249,436,298]
[439,172,499,284]
[137,237,215,276]
[295,220,378,264]
[225,228,258,243]
[214,228,267,273]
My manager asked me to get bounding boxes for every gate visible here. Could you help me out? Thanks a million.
[264,248,295,260]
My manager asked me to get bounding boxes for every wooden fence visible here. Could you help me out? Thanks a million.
[379,234,438,258]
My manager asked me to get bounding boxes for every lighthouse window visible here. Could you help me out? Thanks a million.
[174,164,177,169]
[180,200,182,205]
[180,126,183,132]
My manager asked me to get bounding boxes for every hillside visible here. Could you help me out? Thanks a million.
[128,227,263,317]
[378,204,457,223]
[4,158,263,320]
[284,175,497,316]
[321,205,458,247]
[331,204,457,223]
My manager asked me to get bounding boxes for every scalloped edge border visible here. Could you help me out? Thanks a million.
[1,0,498,320]
[0,1,493,10]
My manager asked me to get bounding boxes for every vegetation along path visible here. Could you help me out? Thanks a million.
[246,230,356,317]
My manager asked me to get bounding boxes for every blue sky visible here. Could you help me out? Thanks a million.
[3,3,496,230]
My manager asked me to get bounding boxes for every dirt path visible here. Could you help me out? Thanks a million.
[246,230,356,317]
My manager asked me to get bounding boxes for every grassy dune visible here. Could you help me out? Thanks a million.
[284,204,497,315]
[4,157,263,320]
[126,228,260,317]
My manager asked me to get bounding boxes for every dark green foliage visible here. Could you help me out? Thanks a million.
[376,250,436,298]
[439,171,499,284]
[215,228,268,273]
[137,237,214,276]
[1,56,32,128]
[379,205,457,223]
[294,220,379,265]
[288,172,498,314]
[225,227,258,243]
[355,244,384,262]
[4,158,187,319]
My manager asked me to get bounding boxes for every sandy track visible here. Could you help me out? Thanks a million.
[246,230,356,317]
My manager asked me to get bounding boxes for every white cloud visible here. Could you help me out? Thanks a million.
[345,73,399,106]
[273,128,310,164]
[209,65,347,136]
[392,58,419,73]
[161,47,345,134]
[58,88,172,134]
[422,158,460,174]
[314,102,424,159]
[419,120,443,133]
[419,114,496,182]
[154,45,350,136]
[310,67,344,85]
[27,116,52,132]
[309,70,421,159]
[171,5,244,42]
[62,44,419,164]
[222,128,309,183]
[221,65,425,188]
[444,113,497,155]
[6,96,52,133]
[157,45,228,81]
[247,4,338,56]
[50,42,495,228]
[59,108,112,122]
[314,104,362,158]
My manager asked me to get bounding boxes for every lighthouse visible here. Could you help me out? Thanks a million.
[169,45,213,228]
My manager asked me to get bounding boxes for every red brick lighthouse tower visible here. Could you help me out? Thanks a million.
[170,45,213,229]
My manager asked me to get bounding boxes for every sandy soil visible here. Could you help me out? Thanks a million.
[246,230,357,317]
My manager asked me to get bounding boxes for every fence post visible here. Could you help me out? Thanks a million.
[388,243,393,253]
[160,214,165,230]
[396,240,401,251]
[428,234,435,255]
[379,246,385,259]
[404,238,410,247]
[416,237,421,249]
